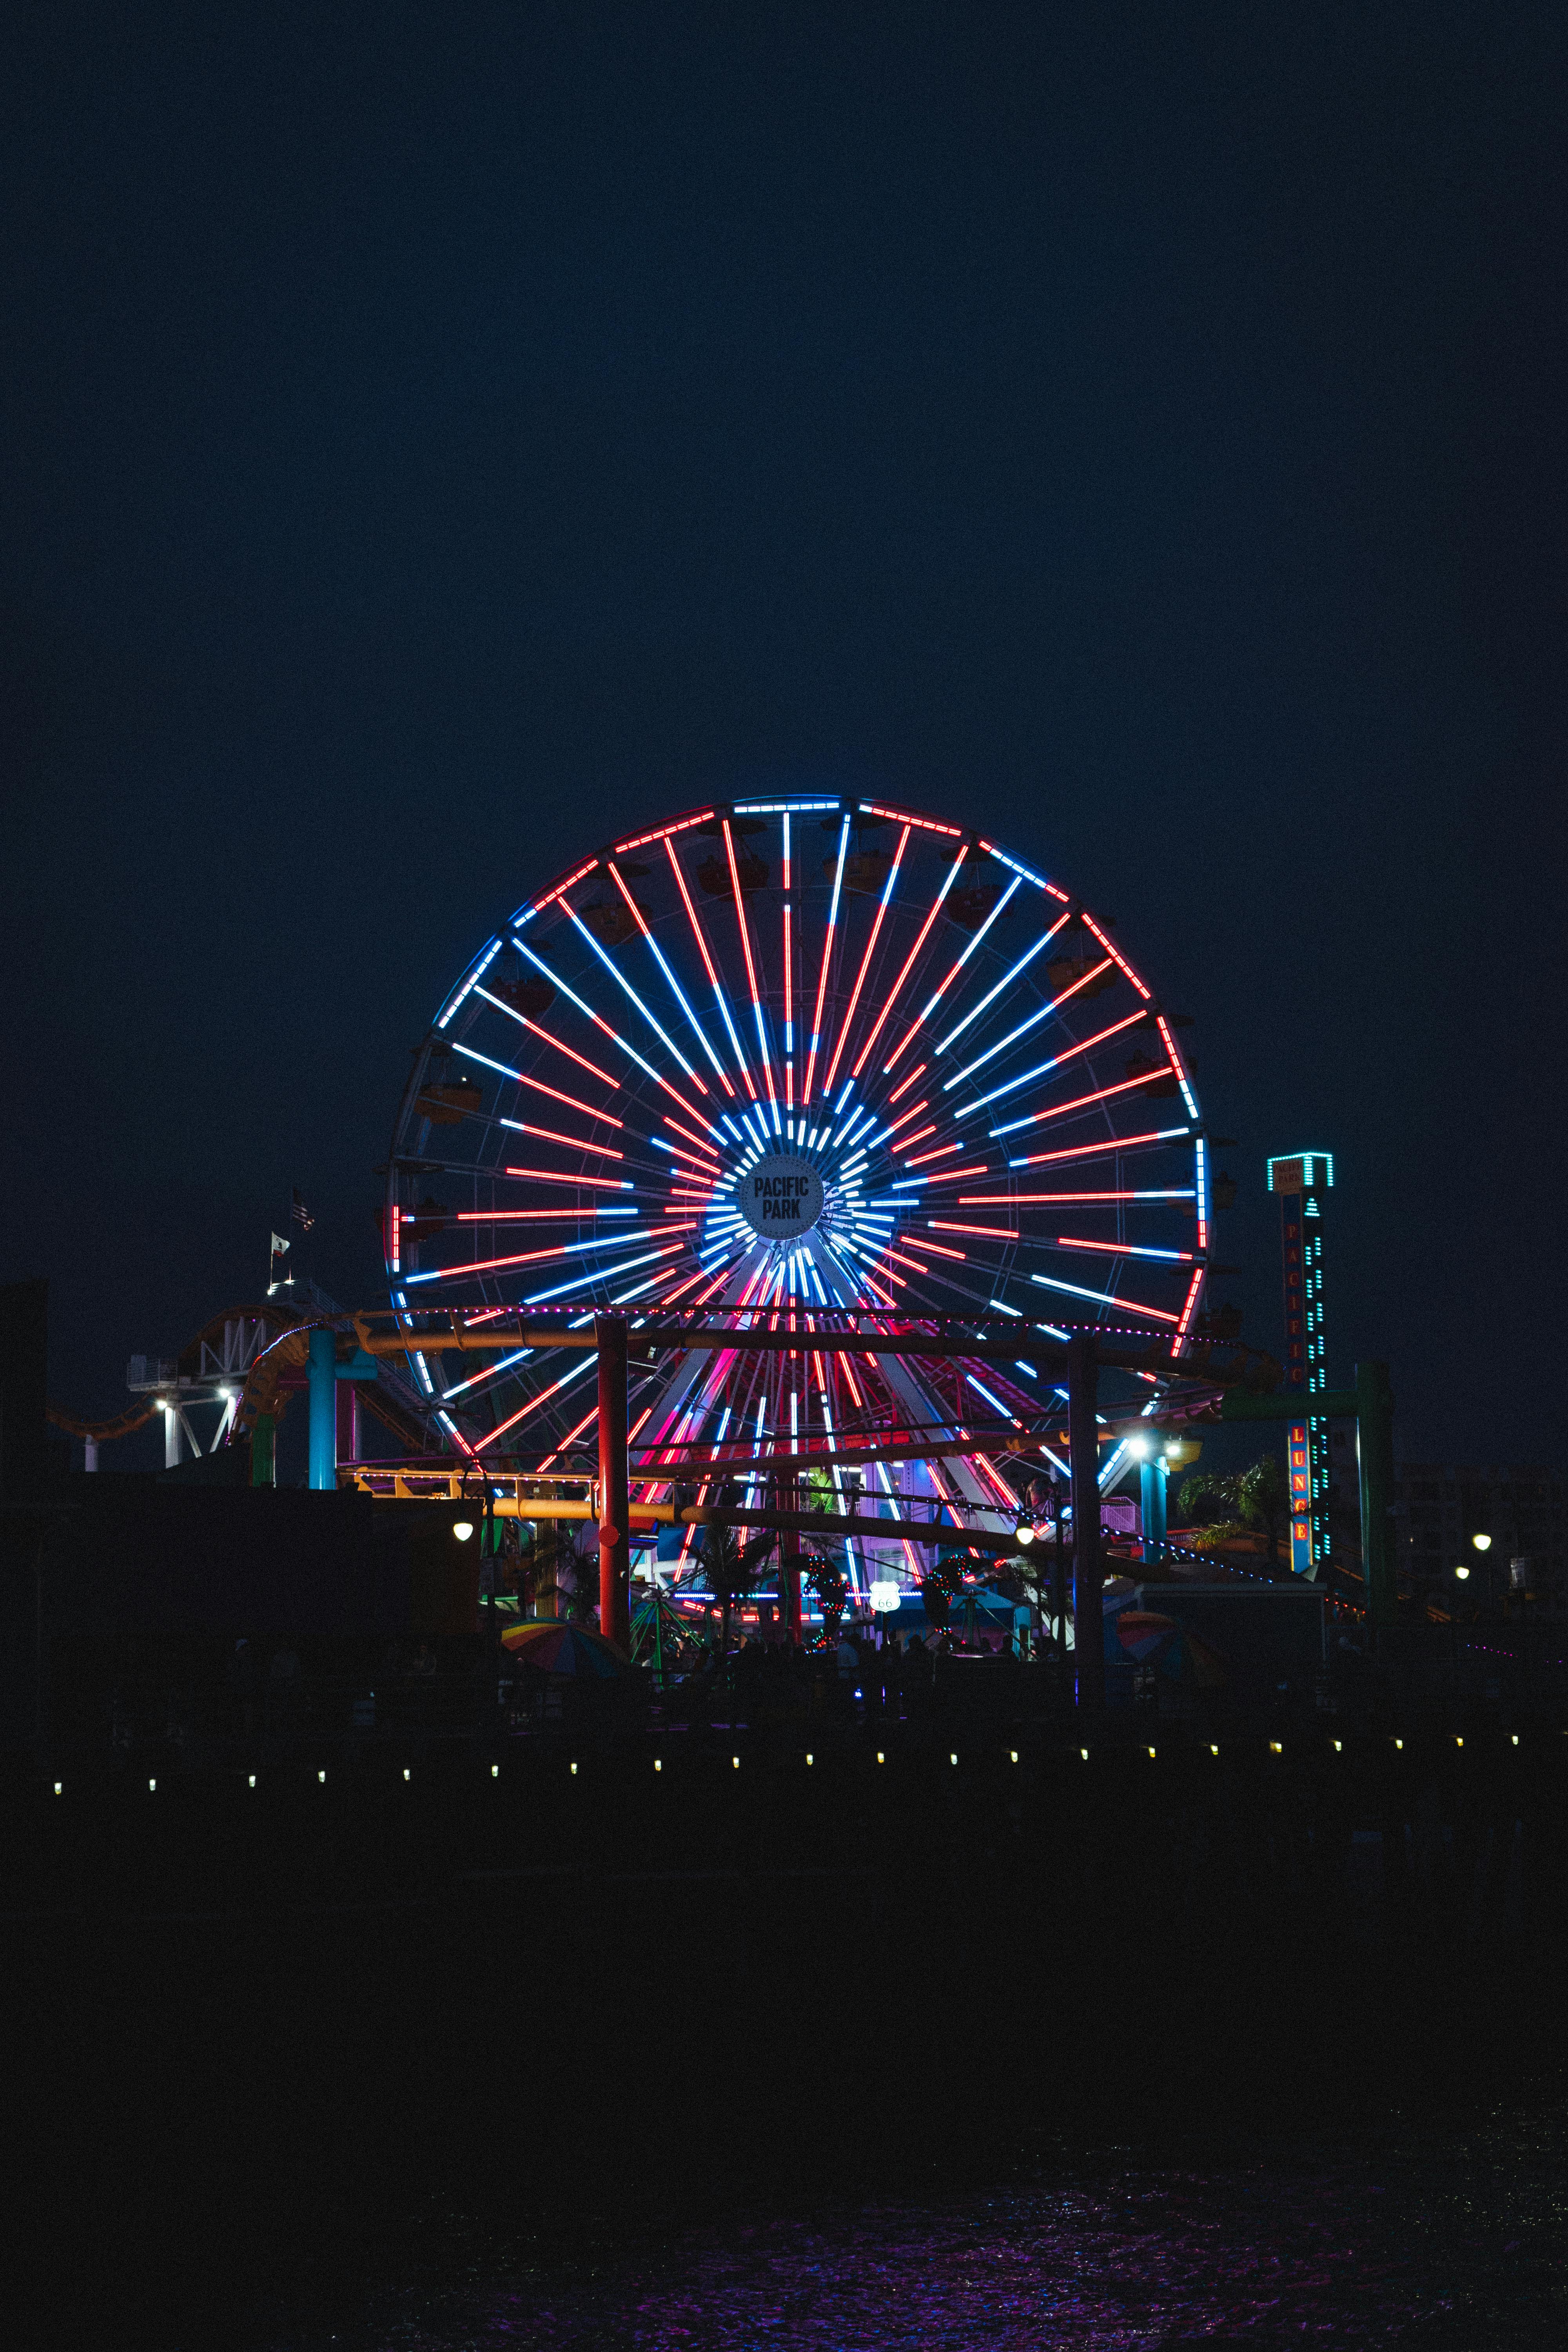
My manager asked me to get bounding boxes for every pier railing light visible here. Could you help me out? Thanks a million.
[453,1519,475,1542]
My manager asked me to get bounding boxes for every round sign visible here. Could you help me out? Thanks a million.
[737,1154,825,1244]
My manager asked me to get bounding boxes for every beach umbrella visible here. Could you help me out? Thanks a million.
[500,1620,627,1676]
[1105,1609,1228,1688]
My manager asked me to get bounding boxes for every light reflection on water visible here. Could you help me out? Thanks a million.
[270,2105,1568,2350]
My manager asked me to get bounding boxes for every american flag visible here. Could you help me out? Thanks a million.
[291,1187,315,1232]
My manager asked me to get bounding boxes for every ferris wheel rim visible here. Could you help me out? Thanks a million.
[383,787,1210,1589]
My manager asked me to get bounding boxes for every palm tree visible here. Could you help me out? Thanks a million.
[1178,1453,1290,1569]
[1236,1454,1288,1568]
[696,1523,777,1667]
[531,1522,601,1623]
[802,1554,849,1642]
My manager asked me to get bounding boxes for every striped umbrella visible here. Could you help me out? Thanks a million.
[501,1620,627,1676]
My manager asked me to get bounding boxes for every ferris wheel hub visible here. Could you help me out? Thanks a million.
[738,1154,824,1243]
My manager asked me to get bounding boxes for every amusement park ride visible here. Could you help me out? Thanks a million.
[48,793,1396,1689]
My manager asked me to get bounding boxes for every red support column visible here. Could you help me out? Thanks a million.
[596,1315,631,1653]
[1067,1329,1104,1713]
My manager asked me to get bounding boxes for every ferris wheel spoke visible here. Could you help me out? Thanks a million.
[513,938,714,1124]
[883,873,1021,1075]
[662,837,758,1103]
[950,1010,1150,1125]
[801,815,850,1109]
[818,822,912,1104]
[603,860,737,1097]
[456,1031,624,1126]
[474,1352,601,1454]
[963,1123,1194,1181]
[932,911,1074,1060]
[559,902,711,1094]
[470,991,622,1091]
[991,1068,1182,1146]
[718,820,780,1118]
[936,957,1118,1093]
[1027,1269,1181,1323]
[848,844,967,1082]
[1050,1235,1198,1264]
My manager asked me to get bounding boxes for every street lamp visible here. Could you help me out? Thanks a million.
[1472,1533,1492,1552]
[452,1520,475,1543]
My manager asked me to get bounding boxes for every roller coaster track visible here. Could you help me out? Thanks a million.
[46,1299,434,1460]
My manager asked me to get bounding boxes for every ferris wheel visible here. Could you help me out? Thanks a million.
[385,793,1209,1597]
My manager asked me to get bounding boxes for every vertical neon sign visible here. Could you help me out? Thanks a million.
[1268,1152,1334,1578]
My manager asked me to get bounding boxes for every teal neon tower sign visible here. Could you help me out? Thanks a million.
[1267,1152,1334,1578]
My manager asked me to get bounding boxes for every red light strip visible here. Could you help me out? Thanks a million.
[1171,1264,1205,1357]
[664,1144,724,1179]
[536,1399,601,1470]
[723,819,776,1111]
[529,857,599,912]
[605,863,731,1100]
[736,1260,769,1309]
[1007,1069,1176,1132]
[477,1361,600,1452]
[1155,1013,1197,1109]
[886,1061,927,1105]
[864,849,969,1077]
[1054,1236,1195,1261]
[494,1012,619,1091]
[820,823,911,1101]
[506,1122,624,1159]
[534,962,713,1125]
[456,1209,640,1223]
[782,900,794,1109]
[905,1140,964,1167]
[857,800,962,836]
[612,811,715,855]
[662,1109,720,1154]
[802,817,849,1105]
[916,1238,967,1261]
[1003,1126,1187,1171]
[960,1188,1192,1205]
[1080,911,1151,1000]
[906,1161,990,1187]
[930,1220,1020,1240]
[882,1098,931,1138]
[502,1166,633,1191]
[656,1267,708,1305]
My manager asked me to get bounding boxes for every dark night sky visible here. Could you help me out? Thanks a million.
[4,4,1564,1471]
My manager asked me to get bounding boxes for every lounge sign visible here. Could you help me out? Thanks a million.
[739,1155,824,1242]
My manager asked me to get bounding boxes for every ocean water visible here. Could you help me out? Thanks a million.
[251,2096,1568,2349]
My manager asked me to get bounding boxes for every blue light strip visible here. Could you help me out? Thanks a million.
[436,937,503,1030]
[935,922,1068,1055]
[564,908,701,1081]
[912,877,1020,1021]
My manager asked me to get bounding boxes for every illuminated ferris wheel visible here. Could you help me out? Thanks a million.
[385,794,1210,1593]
